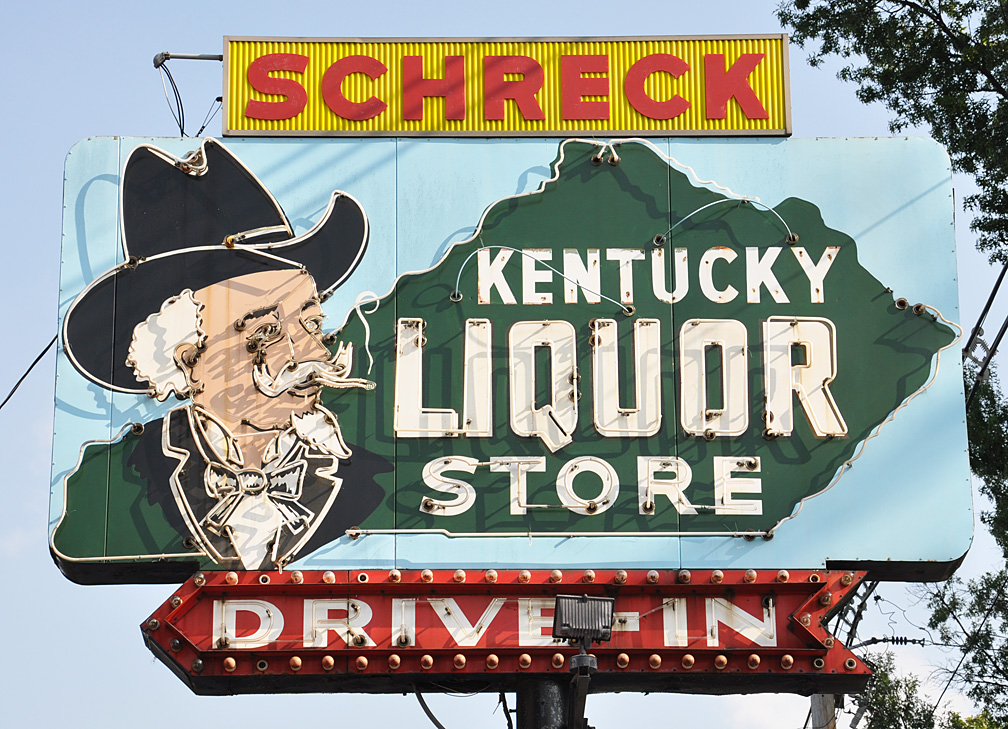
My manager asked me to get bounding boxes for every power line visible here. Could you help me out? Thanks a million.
[415,690,450,729]
[927,579,1007,721]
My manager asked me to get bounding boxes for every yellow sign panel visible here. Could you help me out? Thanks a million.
[224,36,790,136]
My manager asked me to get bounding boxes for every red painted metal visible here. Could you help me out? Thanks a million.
[141,569,871,695]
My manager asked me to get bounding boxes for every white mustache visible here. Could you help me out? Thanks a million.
[253,359,375,398]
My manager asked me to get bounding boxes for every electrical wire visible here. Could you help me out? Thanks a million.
[158,63,185,136]
[871,594,938,645]
[0,334,56,413]
[415,689,449,729]
[872,593,899,637]
[195,96,222,137]
[927,579,1007,722]
[662,196,796,242]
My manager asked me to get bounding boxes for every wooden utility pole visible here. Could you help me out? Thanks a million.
[811,694,837,729]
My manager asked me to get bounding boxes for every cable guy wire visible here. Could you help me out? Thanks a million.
[0,334,56,413]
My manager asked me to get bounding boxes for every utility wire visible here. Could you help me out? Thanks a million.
[0,335,56,413]
[195,96,222,137]
[415,690,449,729]
[158,63,185,136]
[152,52,224,137]
[927,580,1007,722]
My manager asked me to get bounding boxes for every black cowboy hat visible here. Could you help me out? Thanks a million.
[62,139,368,393]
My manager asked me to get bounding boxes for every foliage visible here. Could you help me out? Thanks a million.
[945,711,1002,729]
[852,652,937,729]
[776,0,1008,262]
[852,653,1004,728]
[927,571,1008,724]
[965,365,1008,558]
[852,355,1008,727]
[775,2,1008,725]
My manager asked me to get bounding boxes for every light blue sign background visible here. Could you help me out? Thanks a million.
[53,136,972,576]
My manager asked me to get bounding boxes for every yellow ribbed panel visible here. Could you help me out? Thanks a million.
[224,37,790,136]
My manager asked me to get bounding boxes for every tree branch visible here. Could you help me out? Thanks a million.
[882,0,1008,98]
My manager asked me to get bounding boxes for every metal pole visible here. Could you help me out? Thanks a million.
[152,52,224,68]
[516,679,570,729]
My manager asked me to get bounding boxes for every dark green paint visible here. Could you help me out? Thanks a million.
[332,141,953,534]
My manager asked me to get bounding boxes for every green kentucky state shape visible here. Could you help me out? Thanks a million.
[327,140,955,537]
[52,140,954,581]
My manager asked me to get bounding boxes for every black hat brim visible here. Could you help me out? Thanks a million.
[63,190,368,393]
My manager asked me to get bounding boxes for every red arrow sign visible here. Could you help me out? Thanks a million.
[142,568,871,695]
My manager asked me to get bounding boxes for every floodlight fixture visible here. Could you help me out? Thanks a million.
[552,595,615,729]
[552,594,615,646]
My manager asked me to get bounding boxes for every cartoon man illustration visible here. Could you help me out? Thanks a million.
[55,139,383,577]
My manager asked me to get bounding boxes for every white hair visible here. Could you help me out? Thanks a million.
[127,290,205,401]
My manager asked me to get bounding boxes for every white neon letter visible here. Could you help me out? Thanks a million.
[462,318,493,437]
[706,597,776,647]
[421,456,478,516]
[712,456,762,515]
[391,598,416,647]
[556,456,619,516]
[426,598,508,646]
[213,599,284,650]
[662,598,690,647]
[491,456,546,516]
[699,247,738,303]
[522,249,553,305]
[652,247,689,303]
[763,316,847,437]
[478,248,517,304]
[591,318,662,437]
[792,247,839,304]
[637,456,696,515]
[607,248,645,305]
[518,598,556,647]
[563,249,601,304]
[508,320,578,451]
[746,247,789,304]
[679,319,749,436]
[303,599,376,648]
[394,318,458,437]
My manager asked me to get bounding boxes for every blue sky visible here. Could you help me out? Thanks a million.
[1,1,1000,727]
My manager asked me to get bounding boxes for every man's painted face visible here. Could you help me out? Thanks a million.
[190,269,330,430]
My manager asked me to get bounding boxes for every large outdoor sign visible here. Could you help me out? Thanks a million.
[223,36,790,136]
[141,568,870,694]
[51,134,970,591]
